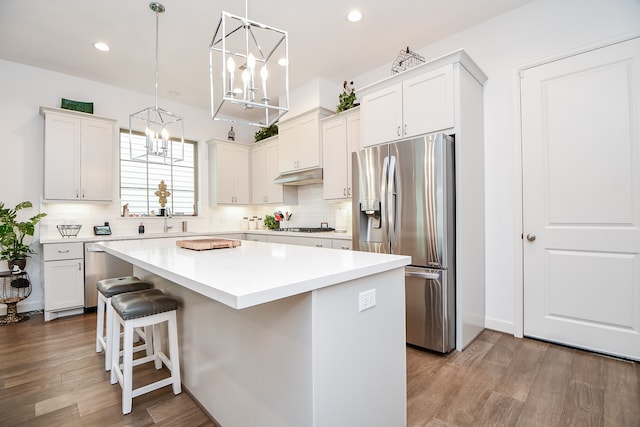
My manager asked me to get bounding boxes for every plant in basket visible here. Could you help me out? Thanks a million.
[0,201,47,270]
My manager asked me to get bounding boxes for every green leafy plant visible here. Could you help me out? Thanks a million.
[254,123,279,142]
[263,215,279,230]
[336,80,357,113]
[0,201,47,262]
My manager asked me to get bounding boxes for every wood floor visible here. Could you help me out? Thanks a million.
[1,313,639,426]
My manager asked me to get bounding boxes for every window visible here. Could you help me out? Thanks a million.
[120,129,198,216]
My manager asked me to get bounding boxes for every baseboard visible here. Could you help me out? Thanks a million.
[0,300,43,316]
[484,317,515,335]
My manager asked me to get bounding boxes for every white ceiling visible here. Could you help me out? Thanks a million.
[0,0,534,110]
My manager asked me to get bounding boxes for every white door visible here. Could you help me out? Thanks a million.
[521,37,640,360]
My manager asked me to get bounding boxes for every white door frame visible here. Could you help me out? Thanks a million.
[513,31,640,339]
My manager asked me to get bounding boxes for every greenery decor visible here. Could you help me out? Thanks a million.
[263,215,279,230]
[254,122,279,142]
[0,201,47,267]
[336,80,357,113]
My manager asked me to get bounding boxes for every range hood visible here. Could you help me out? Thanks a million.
[273,167,323,186]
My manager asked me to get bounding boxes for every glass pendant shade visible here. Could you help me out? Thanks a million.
[128,2,184,164]
[209,5,289,127]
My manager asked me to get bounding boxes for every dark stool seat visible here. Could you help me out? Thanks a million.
[97,276,152,297]
[111,289,178,320]
[110,288,182,414]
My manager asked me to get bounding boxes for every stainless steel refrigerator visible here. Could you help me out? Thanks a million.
[352,133,455,353]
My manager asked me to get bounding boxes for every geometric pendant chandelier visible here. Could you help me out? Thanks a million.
[209,0,289,128]
[129,2,184,164]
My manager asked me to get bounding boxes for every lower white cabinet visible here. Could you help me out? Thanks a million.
[332,239,352,250]
[43,242,84,321]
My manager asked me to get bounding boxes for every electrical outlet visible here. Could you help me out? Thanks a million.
[359,289,376,312]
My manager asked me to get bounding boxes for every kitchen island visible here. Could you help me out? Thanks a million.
[98,237,410,427]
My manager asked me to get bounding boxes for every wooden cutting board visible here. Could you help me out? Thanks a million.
[176,238,241,251]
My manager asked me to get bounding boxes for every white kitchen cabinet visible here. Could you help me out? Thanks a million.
[267,234,330,248]
[251,136,297,205]
[246,234,268,242]
[278,108,331,173]
[331,239,352,250]
[40,106,115,202]
[208,139,250,205]
[42,241,85,321]
[322,107,361,199]
[360,64,454,147]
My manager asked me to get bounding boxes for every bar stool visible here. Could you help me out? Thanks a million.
[110,289,181,415]
[96,276,153,371]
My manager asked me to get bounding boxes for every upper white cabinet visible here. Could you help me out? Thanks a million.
[40,106,115,202]
[209,139,250,205]
[360,64,454,147]
[278,108,331,173]
[321,107,361,199]
[251,136,297,205]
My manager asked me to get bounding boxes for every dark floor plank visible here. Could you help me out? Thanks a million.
[515,345,575,426]
[472,390,525,426]
[603,356,640,426]
[560,380,604,426]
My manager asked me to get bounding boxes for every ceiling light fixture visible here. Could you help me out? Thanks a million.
[129,2,184,164]
[347,10,362,23]
[209,0,289,128]
[93,42,110,52]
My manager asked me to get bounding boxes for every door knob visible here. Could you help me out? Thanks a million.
[526,233,536,242]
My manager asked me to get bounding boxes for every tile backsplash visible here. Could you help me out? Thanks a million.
[39,183,352,239]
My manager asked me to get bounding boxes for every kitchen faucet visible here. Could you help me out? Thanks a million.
[164,208,173,233]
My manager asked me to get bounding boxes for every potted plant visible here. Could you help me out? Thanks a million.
[336,80,358,113]
[0,201,47,270]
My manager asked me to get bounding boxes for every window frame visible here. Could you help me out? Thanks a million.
[119,128,199,217]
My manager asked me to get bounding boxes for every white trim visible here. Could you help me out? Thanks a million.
[485,317,515,335]
[514,32,640,340]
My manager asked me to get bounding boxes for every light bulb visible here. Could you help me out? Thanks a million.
[161,127,170,141]
[227,56,236,72]
[247,53,256,71]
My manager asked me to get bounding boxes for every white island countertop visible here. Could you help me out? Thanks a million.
[98,237,410,309]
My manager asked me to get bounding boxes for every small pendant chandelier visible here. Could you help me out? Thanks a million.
[129,2,184,164]
[209,0,289,127]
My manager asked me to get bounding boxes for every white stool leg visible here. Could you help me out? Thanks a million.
[96,291,105,352]
[105,296,114,371]
[122,320,135,415]
[167,311,182,395]
[110,312,121,385]
[153,323,162,370]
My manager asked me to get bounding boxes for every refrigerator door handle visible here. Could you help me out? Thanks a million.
[388,155,398,247]
[381,155,390,243]
[405,270,441,280]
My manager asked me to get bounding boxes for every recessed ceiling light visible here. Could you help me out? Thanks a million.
[347,9,362,23]
[94,42,110,52]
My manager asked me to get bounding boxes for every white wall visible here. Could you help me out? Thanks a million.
[355,0,640,333]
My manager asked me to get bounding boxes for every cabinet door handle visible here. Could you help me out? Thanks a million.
[82,190,85,198]
[404,124,407,135]
[315,244,323,248]
[78,262,82,271]
[76,189,80,198]
[397,126,401,137]
[343,188,347,196]
[347,187,351,197]
[57,249,70,253]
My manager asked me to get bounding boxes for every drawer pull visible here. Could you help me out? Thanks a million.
[57,249,70,253]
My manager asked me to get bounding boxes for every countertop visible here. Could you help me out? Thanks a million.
[40,229,351,244]
[97,237,409,309]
